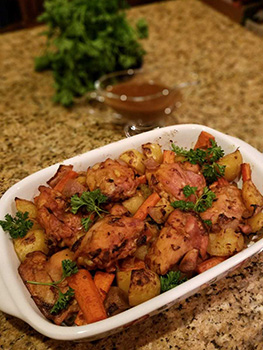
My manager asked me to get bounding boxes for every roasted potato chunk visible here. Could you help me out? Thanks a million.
[217,149,242,182]
[104,287,129,316]
[207,228,244,257]
[119,149,146,175]
[122,192,145,215]
[247,212,263,233]
[14,229,49,262]
[128,269,160,306]
[15,198,38,219]
[142,143,163,164]
[148,197,174,224]
[116,270,132,295]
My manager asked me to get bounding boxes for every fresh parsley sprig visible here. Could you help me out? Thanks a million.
[71,189,108,231]
[160,271,187,293]
[171,139,225,183]
[0,211,33,239]
[27,259,78,314]
[171,185,216,213]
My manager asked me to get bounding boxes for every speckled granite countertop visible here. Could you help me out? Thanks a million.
[1,0,263,349]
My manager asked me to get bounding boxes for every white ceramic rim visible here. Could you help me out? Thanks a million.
[1,124,263,341]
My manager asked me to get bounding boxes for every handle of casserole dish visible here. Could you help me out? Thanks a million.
[0,272,21,318]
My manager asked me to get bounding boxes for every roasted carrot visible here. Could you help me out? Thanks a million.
[194,131,215,150]
[137,175,147,184]
[94,271,115,302]
[54,170,78,192]
[196,257,226,274]
[163,150,175,163]
[68,269,107,324]
[133,192,161,220]
[241,163,251,182]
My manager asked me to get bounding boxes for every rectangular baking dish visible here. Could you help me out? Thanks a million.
[1,124,263,341]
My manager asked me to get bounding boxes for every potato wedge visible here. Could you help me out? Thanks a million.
[14,229,49,262]
[148,197,174,224]
[247,212,263,233]
[242,180,263,212]
[122,193,145,215]
[116,270,132,295]
[217,149,242,182]
[134,244,149,261]
[142,143,163,164]
[15,198,38,219]
[119,149,146,175]
[207,229,244,257]
[128,269,160,306]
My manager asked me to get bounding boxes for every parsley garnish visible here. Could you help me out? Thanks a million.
[171,139,225,183]
[171,185,216,213]
[0,211,33,239]
[71,190,108,230]
[35,0,147,106]
[27,259,78,314]
[160,271,187,293]
[203,219,212,226]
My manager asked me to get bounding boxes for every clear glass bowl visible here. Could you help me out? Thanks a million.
[95,68,184,137]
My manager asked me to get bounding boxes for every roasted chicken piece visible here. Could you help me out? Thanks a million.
[145,209,208,275]
[35,186,83,247]
[200,179,248,233]
[18,251,58,321]
[146,162,206,202]
[74,215,145,270]
[86,158,141,201]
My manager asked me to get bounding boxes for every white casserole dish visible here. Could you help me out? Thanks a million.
[1,124,263,341]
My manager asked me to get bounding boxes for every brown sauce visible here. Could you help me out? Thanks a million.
[104,81,181,122]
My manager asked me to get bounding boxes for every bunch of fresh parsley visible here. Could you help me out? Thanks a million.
[71,189,108,231]
[171,185,216,214]
[171,139,225,183]
[35,0,148,106]
[0,211,33,239]
[27,259,78,314]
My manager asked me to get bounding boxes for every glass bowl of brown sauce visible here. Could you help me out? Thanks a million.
[95,68,185,137]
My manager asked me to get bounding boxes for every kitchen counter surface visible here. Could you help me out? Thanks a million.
[1,0,263,349]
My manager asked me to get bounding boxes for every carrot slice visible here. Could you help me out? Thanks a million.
[68,269,107,324]
[196,257,226,274]
[94,271,115,302]
[163,150,175,163]
[194,131,215,150]
[54,170,78,192]
[241,163,251,182]
[133,192,161,220]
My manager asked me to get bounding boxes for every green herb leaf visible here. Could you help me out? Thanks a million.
[81,216,93,231]
[171,186,216,213]
[61,260,78,278]
[160,271,187,293]
[183,185,197,198]
[50,287,75,314]
[0,211,33,239]
[203,219,212,226]
[71,189,108,215]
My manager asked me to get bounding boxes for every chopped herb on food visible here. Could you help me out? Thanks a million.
[0,211,33,239]
[171,139,225,183]
[171,186,216,213]
[160,271,187,293]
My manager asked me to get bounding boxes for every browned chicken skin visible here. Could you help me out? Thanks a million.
[145,209,208,275]
[86,158,140,201]
[35,186,83,247]
[146,162,206,202]
[18,251,57,321]
[200,181,247,232]
[74,214,145,270]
